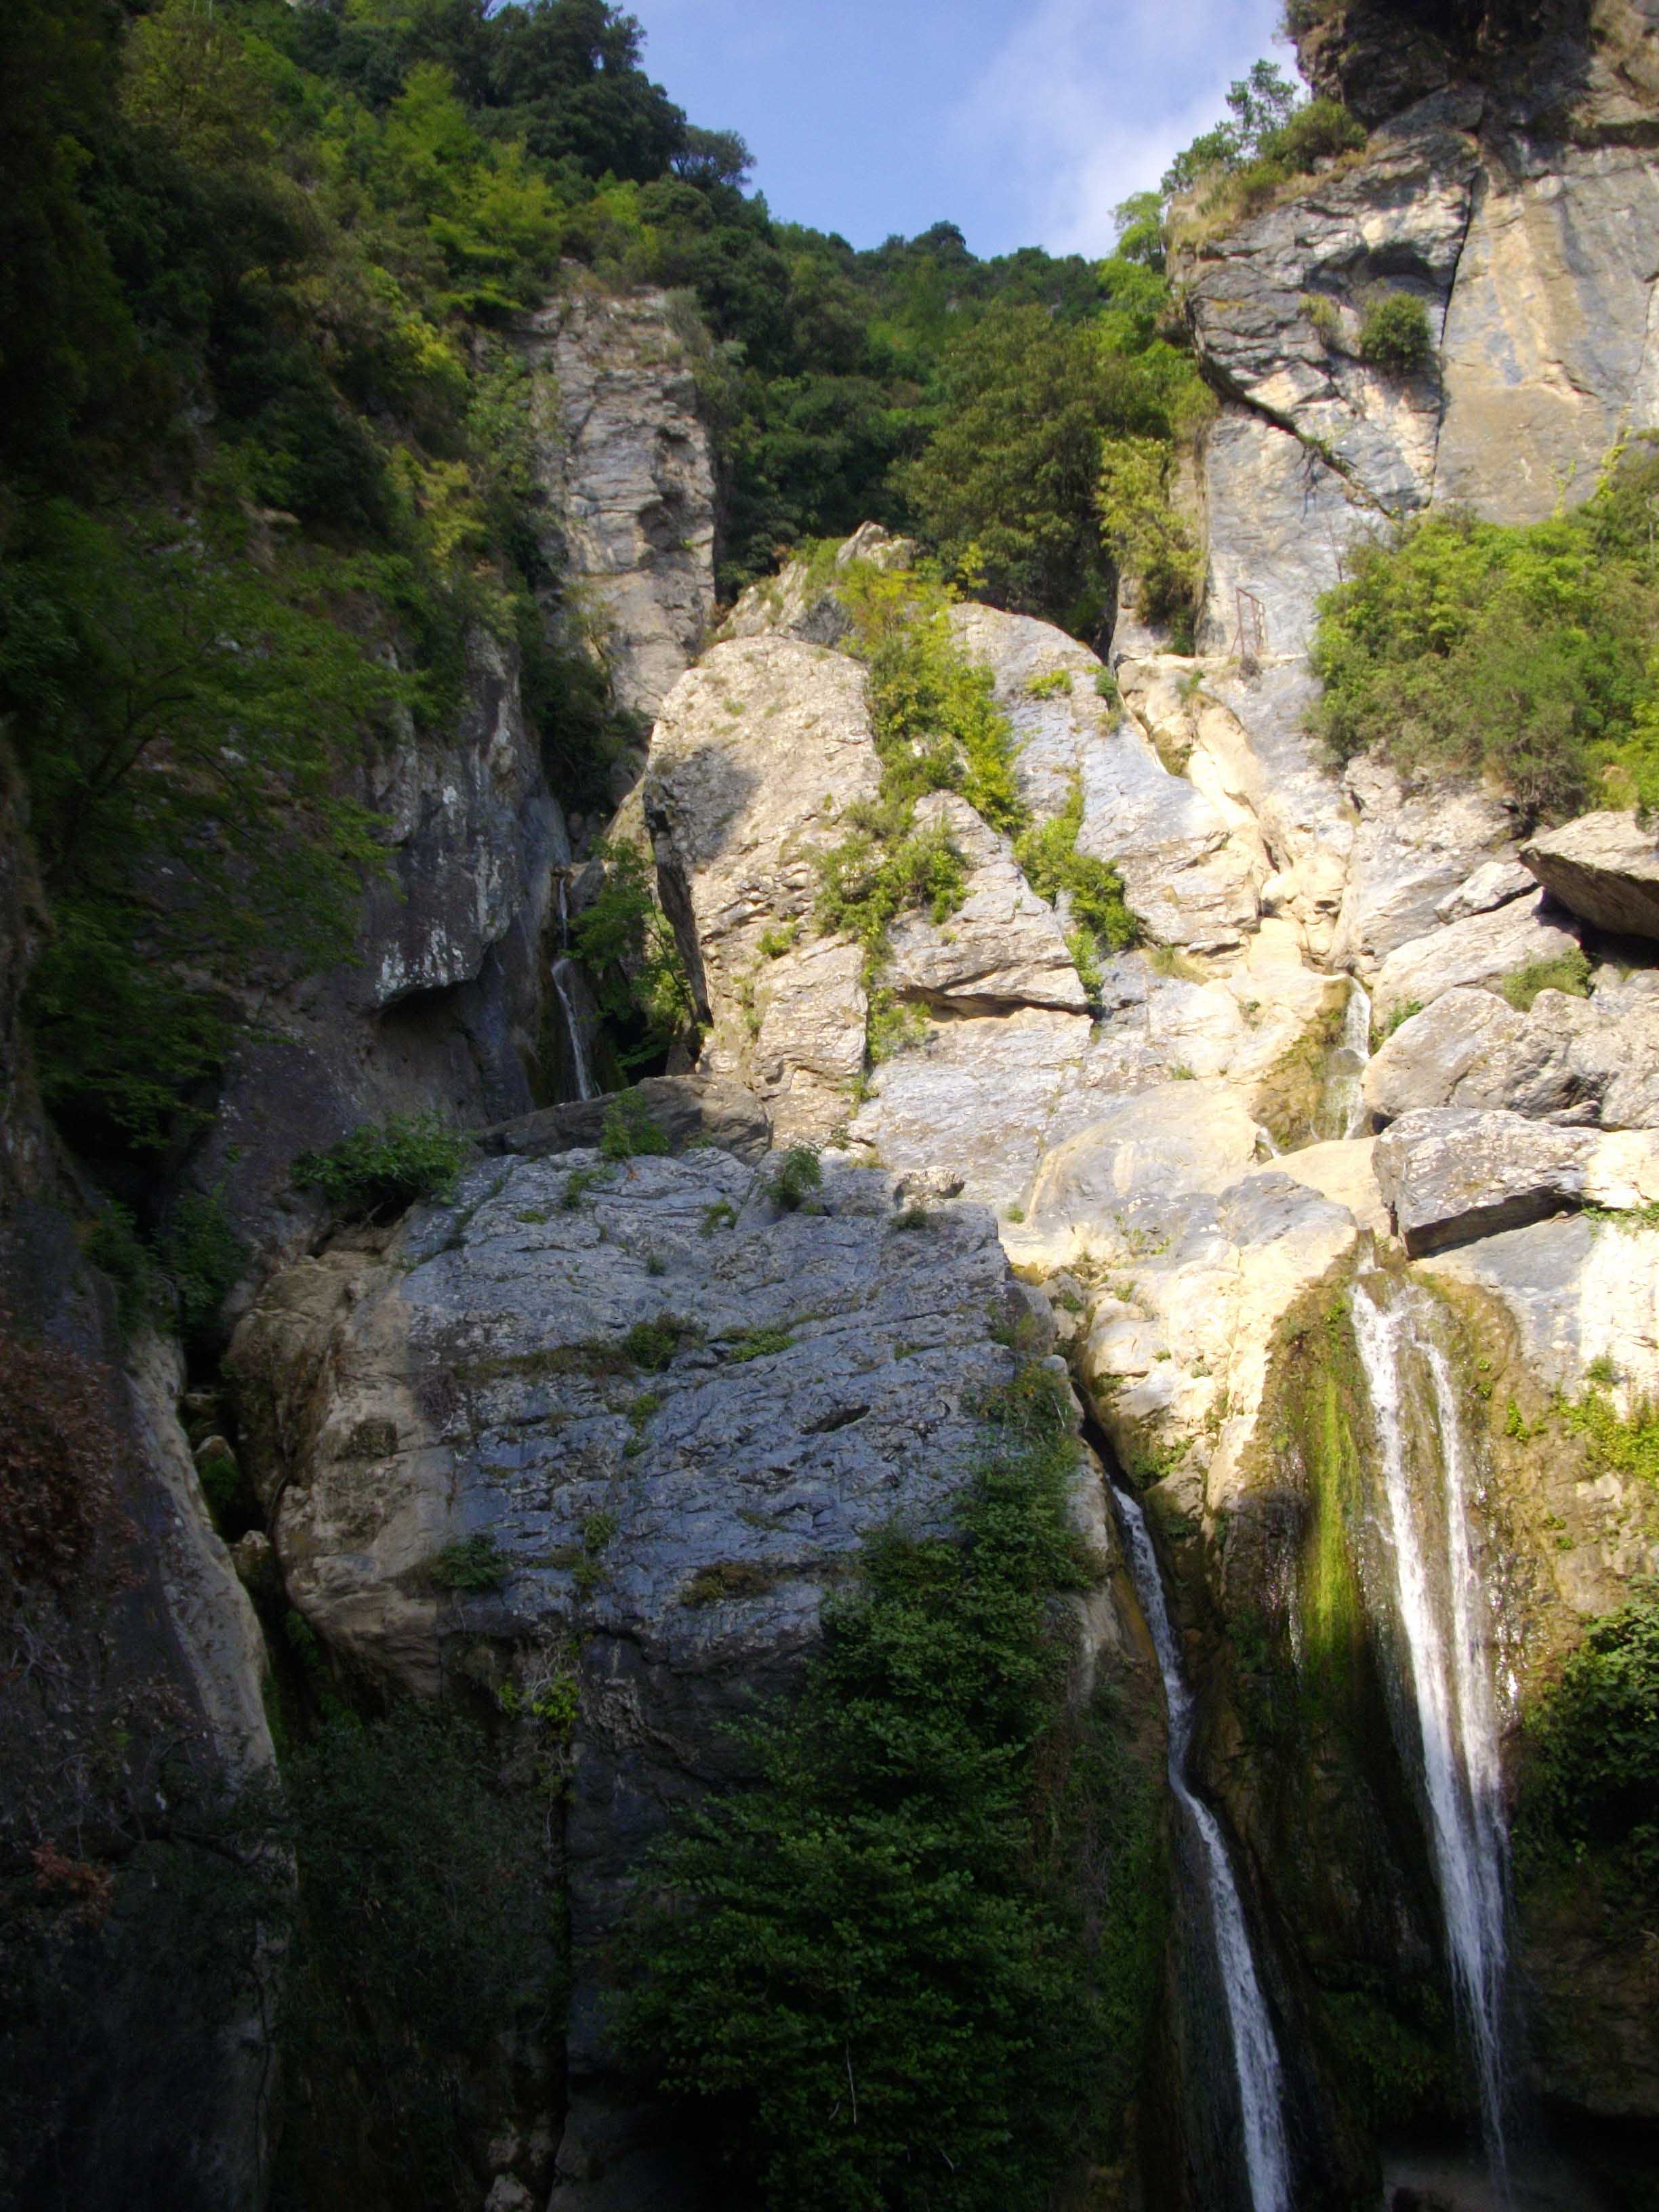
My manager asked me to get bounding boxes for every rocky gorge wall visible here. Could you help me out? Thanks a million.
[0,287,720,2212]
[13,3,1659,2202]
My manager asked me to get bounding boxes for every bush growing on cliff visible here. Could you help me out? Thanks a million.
[619,1370,1161,2210]
[1357,293,1433,374]
[1309,438,1659,819]
[1515,1595,1659,1898]
[293,1112,469,1221]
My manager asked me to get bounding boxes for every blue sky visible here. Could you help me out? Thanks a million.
[628,0,1291,260]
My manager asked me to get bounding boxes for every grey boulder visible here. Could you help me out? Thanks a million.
[1521,811,1659,941]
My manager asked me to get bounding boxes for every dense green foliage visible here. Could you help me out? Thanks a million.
[1309,441,1659,817]
[1515,1596,1659,1898]
[1357,293,1433,373]
[620,1368,1159,2211]
[899,267,1208,637]
[274,1698,561,2212]
[293,1110,469,1218]
[1014,776,1138,990]
[569,839,697,1067]
[1160,62,1366,247]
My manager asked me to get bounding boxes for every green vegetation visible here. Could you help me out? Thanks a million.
[725,1325,796,1364]
[620,1367,1159,2211]
[425,1534,512,1593]
[1310,439,1659,818]
[618,1315,693,1372]
[1557,1391,1659,1488]
[293,1112,468,1221]
[161,1189,246,1357]
[866,989,929,1065]
[765,1145,823,1212]
[1357,293,1433,375]
[274,1699,561,2212]
[1515,1595,1659,1898]
[600,1088,671,1160]
[1014,775,1138,990]
[681,1559,779,1606]
[1161,62,1366,249]
[571,841,697,1071]
[1498,947,1593,1010]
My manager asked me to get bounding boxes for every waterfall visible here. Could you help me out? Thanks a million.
[550,955,600,1102]
[554,867,571,951]
[1113,1483,1293,2212]
[1327,977,1373,1140]
[1350,1276,1511,2186]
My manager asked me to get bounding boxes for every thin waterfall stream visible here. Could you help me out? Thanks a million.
[1328,976,1373,1139]
[550,869,600,1103]
[1351,1274,1512,2189]
[1112,1482,1293,2212]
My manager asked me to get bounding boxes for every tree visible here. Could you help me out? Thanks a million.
[1,498,409,1148]
[0,0,136,471]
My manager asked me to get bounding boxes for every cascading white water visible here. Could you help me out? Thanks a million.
[1113,1483,1293,2212]
[1327,977,1373,1140]
[1350,1276,1511,2187]
[550,955,600,1102]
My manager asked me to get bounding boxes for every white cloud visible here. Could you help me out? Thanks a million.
[954,0,1290,256]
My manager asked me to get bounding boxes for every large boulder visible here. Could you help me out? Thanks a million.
[1365,980,1659,1128]
[1368,891,1582,1025]
[646,636,880,1138]
[1373,1107,1659,1254]
[884,793,1086,1012]
[1520,811,1659,940]
[230,1141,1127,2207]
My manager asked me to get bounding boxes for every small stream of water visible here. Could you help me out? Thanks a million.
[1112,1483,1293,2212]
[550,955,600,1102]
[1351,1275,1512,2192]
[1328,976,1374,1140]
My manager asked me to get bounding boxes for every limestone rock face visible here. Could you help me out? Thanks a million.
[1368,891,1582,1025]
[230,1143,1128,2199]
[645,636,880,1137]
[955,605,1265,949]
[1330,758,1521,970]
[1006,1083,1263,1274]
[1,752,280,2209]
[520,285,717,718]
[481,1074,774,1163]
[1365,979,1659,1127]
[1435,140,1659,521]
[1374,1105,1659,1253]
[1520,810,1659,939]
[1185,115,1478,514]
[884,793,1086,1012]
[191,629,567,1267]
[1074,1167,1364,1512]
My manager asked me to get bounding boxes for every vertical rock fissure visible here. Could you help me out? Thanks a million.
[1351,1273,1513,2190]
[1111,1481,1294,2212]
